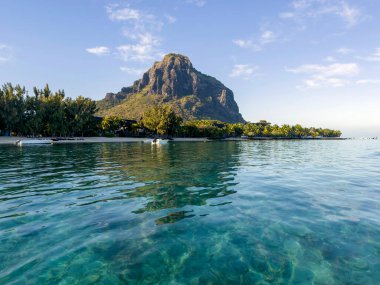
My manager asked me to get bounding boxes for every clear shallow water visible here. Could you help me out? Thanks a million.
[0,140,379,284]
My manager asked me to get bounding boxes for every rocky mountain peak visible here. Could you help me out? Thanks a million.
[134,53,197,99]
[99,53,245,123]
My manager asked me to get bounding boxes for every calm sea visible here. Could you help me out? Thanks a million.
[0,140,379,284]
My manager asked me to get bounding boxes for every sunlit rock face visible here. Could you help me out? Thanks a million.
[98,53,245,123]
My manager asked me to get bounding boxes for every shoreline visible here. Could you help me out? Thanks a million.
[0,137,210,145]
[0,136,348,145]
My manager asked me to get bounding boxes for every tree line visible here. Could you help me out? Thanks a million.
[177,120,341,138]
[0,83,97,137]
[104,109,342,138]
[0,83,341,138]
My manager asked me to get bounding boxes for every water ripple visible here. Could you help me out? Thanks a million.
[0,141,380,284]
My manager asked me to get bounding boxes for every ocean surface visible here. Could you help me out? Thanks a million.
[0,140,379,284]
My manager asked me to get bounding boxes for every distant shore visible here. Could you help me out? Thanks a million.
[225,137,347,141]
[0,136,349,145]
[0,137,210,145]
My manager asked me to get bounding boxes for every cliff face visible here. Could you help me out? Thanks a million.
[97,53,245,123]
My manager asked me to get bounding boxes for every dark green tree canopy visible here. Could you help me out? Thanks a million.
[141,105,183,136]
[0,83,98,137]
[0,82,342,139]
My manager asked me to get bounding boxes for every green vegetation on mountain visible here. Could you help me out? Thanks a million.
[0,82,342,139]
[97,53,245,123]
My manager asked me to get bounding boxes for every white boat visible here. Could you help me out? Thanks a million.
[151,139,169,145]
[144,139,154,143]
[16,139,53,146]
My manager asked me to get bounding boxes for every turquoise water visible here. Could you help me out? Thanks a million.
[0,141,380,284]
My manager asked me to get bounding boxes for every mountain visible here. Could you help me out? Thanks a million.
[97,53,245,123]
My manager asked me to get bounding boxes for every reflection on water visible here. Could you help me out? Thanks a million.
[0,140,380,284]
[98,142,239,218]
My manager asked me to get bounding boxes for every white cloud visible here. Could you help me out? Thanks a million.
[260,30,276,44]
[106,6,140,21]
[107,5,162,33]
[86,46,110,56]
[279,12,295,19]
[356,79,380,85]
[288,63,359,77]
[105,4,164,64]
[0,44,12,63]
[186,0,206,7]
[165,14,177,24]
[230,64,258,78]
[324,56,336,62]
[232,39,260,51]
[117,43,158,62]
[302,77,348,89]
[292,0,312,10]
[233,30,276,52]
[281,0,364,28]
[337,47,353,54]
[232,39,251,48]
[361,48,380,62]
[138,33,160,46]
[337,2,362,27]
[288,62,360,89]
[120,66,146,75]
[117,32,161,63]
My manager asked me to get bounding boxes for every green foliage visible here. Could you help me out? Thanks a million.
[0,83,25,135]
[101,116,123,135]
[141,105,183,136]
[66,96,98,136]
[241,122,341,138]
[177,120,342,138]
[0,83,98,137]
[0,82,342,139]
[178,120,227,138]
[243,123,262,137]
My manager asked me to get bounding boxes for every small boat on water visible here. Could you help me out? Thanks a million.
[16,139,53,146]
[155,139,169,145]
[151,138,169,145]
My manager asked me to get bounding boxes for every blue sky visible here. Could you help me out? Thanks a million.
[0,0,379,136]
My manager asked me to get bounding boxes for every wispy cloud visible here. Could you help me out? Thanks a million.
[106,6,140,21]
[280,0,364,28]
[288,63,359,77]
[106,4,163,36]
[186,0,206,7]
[120,66,146,75]
[85,46,110,56]
[117,32,161,62]
[356,79,380,85]
[360,48,380,62]
[0,44,12,63]
[279,12,296,19]
[101,4,165,65]
[232,39,260,52]
[260,30,276,44]
[336,2,362,27]
[337,47,353,54]
[324,56,336,62]
[230,64,258,79]
[287,62,360,89]
[165,14,177,24]
[233,30,277,52]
